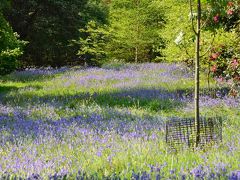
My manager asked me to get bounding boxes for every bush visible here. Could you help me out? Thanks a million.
[202,0,240,31]
[0,13,24,75]
[208,44,240,96]
[203,1,240,95]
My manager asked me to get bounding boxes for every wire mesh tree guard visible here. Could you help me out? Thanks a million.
[165,117,222,149]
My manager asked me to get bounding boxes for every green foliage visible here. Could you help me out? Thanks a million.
[1,0,239,70]
[202,0,240,31]
[162,0,240,68]
[6,0,109,67]
[0,0,10,11]
[208,37,240,95]
[161,0,211,65]
[0,13,24,75]
[201,1,240,93]
[73,21,110,66]
[161,0,196,64]
[106,0,166,63]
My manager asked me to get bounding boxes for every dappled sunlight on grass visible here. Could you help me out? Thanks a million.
[0,63,239,179]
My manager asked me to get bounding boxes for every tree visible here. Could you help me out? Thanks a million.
[5,0,109,67]
[107,0,165,63]
[0,0,10,10]
[190,0,239,147]
[161,0,196,65]
[73,20,110,66]
[192,0,201,147]
[0,1,24,75]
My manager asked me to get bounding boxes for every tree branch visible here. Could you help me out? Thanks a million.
[200,31,216,58]
[189,0,197,35]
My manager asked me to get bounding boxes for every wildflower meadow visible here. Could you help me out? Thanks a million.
[0,63,239,179]
[1,0,240,179]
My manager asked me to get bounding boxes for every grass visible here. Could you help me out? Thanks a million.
[0,63,239,179]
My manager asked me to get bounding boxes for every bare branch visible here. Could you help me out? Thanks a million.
[200,4,213,30]
[180,42,193,59]
[200,31,216,58]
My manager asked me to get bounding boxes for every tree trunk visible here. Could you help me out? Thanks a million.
[135,46,138,63]
[195,0,201,148]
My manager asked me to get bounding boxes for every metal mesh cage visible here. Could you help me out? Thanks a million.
[165,117,222,148]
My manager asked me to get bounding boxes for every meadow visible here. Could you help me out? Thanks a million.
[0,63,239,179]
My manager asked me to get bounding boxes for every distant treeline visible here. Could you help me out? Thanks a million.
[3,0,109,68]
[0,0,167,70]
[0,0,239,74]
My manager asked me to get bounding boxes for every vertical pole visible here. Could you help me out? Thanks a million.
[195,0,201,147]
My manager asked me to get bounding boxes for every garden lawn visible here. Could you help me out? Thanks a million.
[0,63,239,179]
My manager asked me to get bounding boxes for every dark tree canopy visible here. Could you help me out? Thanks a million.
[5,0,109,67]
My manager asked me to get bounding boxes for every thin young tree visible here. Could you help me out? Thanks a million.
[190,0,201,147]
[195,0,201,148]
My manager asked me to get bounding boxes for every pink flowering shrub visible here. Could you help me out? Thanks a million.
[209,45,240,96]
[203,1,240,31]
[202,1,240,96]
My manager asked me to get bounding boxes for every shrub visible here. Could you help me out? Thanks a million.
[202,0,240,31]
[208,44,240,96]
[0,13,24,75]
[203,1,240,95]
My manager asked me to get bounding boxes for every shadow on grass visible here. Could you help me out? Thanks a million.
[0,88,171,147]
[0,73,55,83]
[0,85,236,147]
[0,84,43,103]
[0,85,19,93]
[0,67,70,83]
[2,87,190,112]
[1,83,233,113]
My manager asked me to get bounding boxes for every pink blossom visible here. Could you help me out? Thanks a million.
[227,9,234,15]
[210,52,220,61]
[213,15,220,23]
[231,58,239,69]
[218,76,225,82]
[211,64,217,72]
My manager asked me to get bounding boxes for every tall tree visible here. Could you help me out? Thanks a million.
[194,0,201,147]
[5,0,108,67]
[107,0,165,63]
